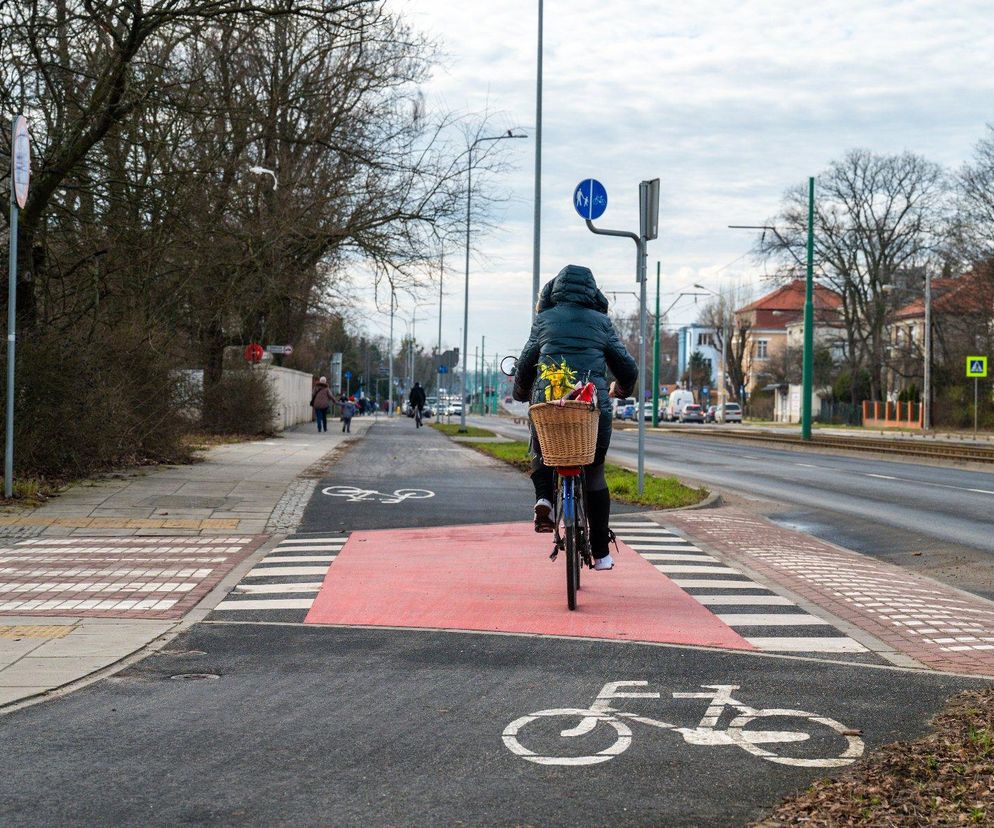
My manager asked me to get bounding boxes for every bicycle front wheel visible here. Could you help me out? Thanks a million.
[727,709,865,768]
[563,477,578,610]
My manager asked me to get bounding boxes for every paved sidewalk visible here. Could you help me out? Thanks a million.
[666,506,994,676]
[0,417,375,710]
[0,418,373,538]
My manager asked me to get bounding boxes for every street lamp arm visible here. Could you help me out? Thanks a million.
[728,224,805,270]
[248,165,278,190]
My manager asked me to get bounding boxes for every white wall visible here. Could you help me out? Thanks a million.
[265,365,314,431]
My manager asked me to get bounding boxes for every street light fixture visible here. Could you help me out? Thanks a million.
[730,178,816,441]
[461,130,527,432]
[248,165,278,190]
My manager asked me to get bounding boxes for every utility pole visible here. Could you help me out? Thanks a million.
[388,284,396,417]
[652,262,661,427]
[801,176,815,441]
[923,269,932,430]
[531,0,543,320]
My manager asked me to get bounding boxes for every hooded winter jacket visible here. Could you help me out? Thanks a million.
[514,265,638,463]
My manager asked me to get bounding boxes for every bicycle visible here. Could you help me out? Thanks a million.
[502,680,864,768]
[500,355,594,611]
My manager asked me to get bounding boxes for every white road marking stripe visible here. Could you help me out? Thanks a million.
[641,553,719,562]
[654,564,741,575]
[272,545,344,552]
[261,555,336,563]
[282,537,347,544]
[866,473,897,480]
[630,544,703,552]
[245,566,329,577]
[616,535,687,542]
[672,580,767,589]
[745,637,867,653]
[717,613,827,626]
[695,595,795,606]
[622,537,694,544]
[233,583,322,594]
[610,521,664,528]
[214,598,314,610]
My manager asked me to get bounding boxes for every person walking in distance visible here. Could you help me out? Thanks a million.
[310,376,332,433]
[341,396,357,433]
[408,381,427,428]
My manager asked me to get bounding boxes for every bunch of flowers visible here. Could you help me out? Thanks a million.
[538,358,577,401]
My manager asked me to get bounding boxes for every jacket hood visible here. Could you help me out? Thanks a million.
[550,265,607,312]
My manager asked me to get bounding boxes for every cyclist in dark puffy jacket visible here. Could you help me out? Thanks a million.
[513,264,638,570]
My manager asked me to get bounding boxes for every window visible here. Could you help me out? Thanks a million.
[755,339,769,360]
[697,332,715,348]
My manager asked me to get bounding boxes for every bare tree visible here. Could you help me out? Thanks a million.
[762,150,948,402]
[697,290,752,401]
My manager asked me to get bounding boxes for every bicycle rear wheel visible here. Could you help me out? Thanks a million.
[563,477,578,610]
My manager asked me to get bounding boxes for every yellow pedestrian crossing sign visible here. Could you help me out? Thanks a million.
[966,356,988,378]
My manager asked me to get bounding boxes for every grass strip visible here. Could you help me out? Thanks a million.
[461,438,708,509]
[431,423,496,438]
[755,688,994,827]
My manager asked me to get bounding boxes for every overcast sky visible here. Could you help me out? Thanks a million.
[357,0,994,365]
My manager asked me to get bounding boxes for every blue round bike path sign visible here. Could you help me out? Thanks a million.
[573,178,608,221]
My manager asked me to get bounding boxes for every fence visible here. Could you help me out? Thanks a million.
[861,400,923,429]
[820,401,863,426]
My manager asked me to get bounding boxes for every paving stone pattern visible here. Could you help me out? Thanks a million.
[667,507,994,675]
[265,480,319,534]
[611,517,874,659]
[0,536,265,619]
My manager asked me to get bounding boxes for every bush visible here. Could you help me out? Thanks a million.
[200,366,278,435]
[0,324,192,481]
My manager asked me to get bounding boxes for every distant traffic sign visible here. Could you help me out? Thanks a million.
[266,344,293,355]
[344,370,352,380]
[12,115,30,209]
[966,356,988,378]
[573,178,608,221]
[244,343,264,363]
[438,365,449,374]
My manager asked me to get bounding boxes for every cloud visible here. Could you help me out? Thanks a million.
[374,0,994,357]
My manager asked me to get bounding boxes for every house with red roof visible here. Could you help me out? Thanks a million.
[734,279,844,393]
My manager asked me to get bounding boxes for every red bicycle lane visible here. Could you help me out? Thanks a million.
[303,521,754,649]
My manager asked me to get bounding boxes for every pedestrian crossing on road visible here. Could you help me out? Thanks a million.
[210,535,346,622]
[611,518,873,658]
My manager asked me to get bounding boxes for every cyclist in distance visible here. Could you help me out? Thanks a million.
[513,264,638,571]
[408,381,427,427]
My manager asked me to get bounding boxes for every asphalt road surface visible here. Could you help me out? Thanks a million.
[0,625,983,827]
[475,415,994,601]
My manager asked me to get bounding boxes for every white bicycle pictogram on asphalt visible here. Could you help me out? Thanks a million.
[321,485,435,504]
[502,681,864,768]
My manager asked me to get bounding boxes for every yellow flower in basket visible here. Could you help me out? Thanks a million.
[538,359,577,401]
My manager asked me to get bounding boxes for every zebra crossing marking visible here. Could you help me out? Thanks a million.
[611,519,872,657]
[209,535,348,622]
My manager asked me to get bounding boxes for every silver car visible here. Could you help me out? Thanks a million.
[717,402,742,423]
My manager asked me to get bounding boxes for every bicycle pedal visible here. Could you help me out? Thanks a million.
[549,548,559,561]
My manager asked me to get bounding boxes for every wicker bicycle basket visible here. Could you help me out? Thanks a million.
[529,400,599,467]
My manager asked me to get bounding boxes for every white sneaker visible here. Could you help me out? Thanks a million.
[593,554,614,571]
[533,499,554,533]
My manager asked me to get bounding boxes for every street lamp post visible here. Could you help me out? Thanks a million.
[730,182,816,440]
[461,131,526,432]
[532,0,544,321]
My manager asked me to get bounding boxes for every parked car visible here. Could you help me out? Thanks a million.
[614,398,636,419]
[665,389,695,422]
[446,400,463,416]
[717,402,742,423]
[621,402,637,420]
[704,404,718,423]
[679,403,704,423]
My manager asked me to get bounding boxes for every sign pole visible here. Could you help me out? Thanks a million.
[6,115,29,500]
[578,177,658,495]
[973,377,980,439]
[5,170,17,499]
[652,262,661,428]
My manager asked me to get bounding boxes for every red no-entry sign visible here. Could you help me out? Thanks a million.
[244,343,264,364]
